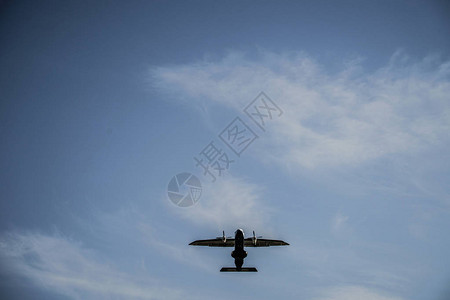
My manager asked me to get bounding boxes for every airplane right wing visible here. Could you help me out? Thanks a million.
[189,238,235,247]
[244,238,289,247]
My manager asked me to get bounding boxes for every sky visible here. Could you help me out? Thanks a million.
[1,0,450,299]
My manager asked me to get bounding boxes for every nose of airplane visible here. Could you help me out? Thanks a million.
[235,229,244,237]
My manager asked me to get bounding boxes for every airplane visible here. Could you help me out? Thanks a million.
[189,229,289,272]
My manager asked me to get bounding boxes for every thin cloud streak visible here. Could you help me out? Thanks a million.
[0,231,183,300]
[312,285,405,300]
[151,50,450,169]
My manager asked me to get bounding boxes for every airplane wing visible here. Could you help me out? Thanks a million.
[244,238,289,247]
[189,238,235,247]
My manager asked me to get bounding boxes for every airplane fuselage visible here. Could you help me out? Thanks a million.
[230,229,247,270]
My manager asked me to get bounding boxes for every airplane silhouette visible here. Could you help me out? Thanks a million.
[189,229,289,272]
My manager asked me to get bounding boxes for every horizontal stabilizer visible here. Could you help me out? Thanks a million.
[220,267,258,272]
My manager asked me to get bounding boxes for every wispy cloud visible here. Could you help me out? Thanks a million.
[77,207,220,273]
[170,176,272,233]
[136,221,216,273]
[284,212,414,294]
[151,50,450,170]
[313,285,405,300]
[0,231,183,300]
[331,211,350,236]
[150,50,450,298]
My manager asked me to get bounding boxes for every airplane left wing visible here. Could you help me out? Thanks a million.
[189,238,235,247]
[244,238,289,247]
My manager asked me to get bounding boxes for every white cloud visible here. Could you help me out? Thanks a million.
[151,50,450,169]
[76,207,220,273]
[148,50,450,299]
[284,232,412,293]
[313,285,404,300]
[170,176,272,233]
[136,221,216,273]
[0,231,183,300]
[331,212,350,236]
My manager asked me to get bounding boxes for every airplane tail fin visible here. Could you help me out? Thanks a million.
[220,267,258,272]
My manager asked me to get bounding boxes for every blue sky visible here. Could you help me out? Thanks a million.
[1,1,450,299]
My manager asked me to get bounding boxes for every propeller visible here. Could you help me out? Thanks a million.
[253,231,263,238]
[252,231,263,245]
[216,231,232,242]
